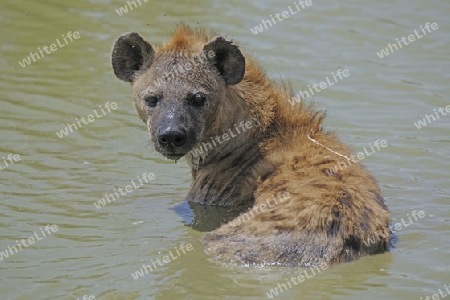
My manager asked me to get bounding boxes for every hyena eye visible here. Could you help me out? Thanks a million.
[189,93,206,107]
[144,95,160,107]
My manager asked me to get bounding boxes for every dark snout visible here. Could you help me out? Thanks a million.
[155,124,196,160]
[152,108,200,160]
[158,128,187,147]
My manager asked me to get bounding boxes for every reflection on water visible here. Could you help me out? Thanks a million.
[184,202,242,232]
[0,0,449,299]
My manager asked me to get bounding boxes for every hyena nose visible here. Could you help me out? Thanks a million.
[158,128,187,147]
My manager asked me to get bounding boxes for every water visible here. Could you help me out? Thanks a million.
[1,0,449,299]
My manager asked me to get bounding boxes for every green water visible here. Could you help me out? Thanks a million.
[1,0,449,299]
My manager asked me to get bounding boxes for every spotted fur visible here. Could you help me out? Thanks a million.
[112,24,391,266]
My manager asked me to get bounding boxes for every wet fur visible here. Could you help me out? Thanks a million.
[112,24,391,267]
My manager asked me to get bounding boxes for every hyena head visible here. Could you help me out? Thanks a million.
[111,32,245,160]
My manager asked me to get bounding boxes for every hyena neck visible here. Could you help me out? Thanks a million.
[184,89,274,206]
[185,137,272,206]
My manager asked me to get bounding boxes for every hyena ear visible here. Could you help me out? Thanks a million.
[111,32,154,82]
[203,36,245,85]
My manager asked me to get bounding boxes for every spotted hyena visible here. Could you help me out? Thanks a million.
[111,24,391,266]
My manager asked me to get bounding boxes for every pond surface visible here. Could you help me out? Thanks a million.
[0,0,449,299]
